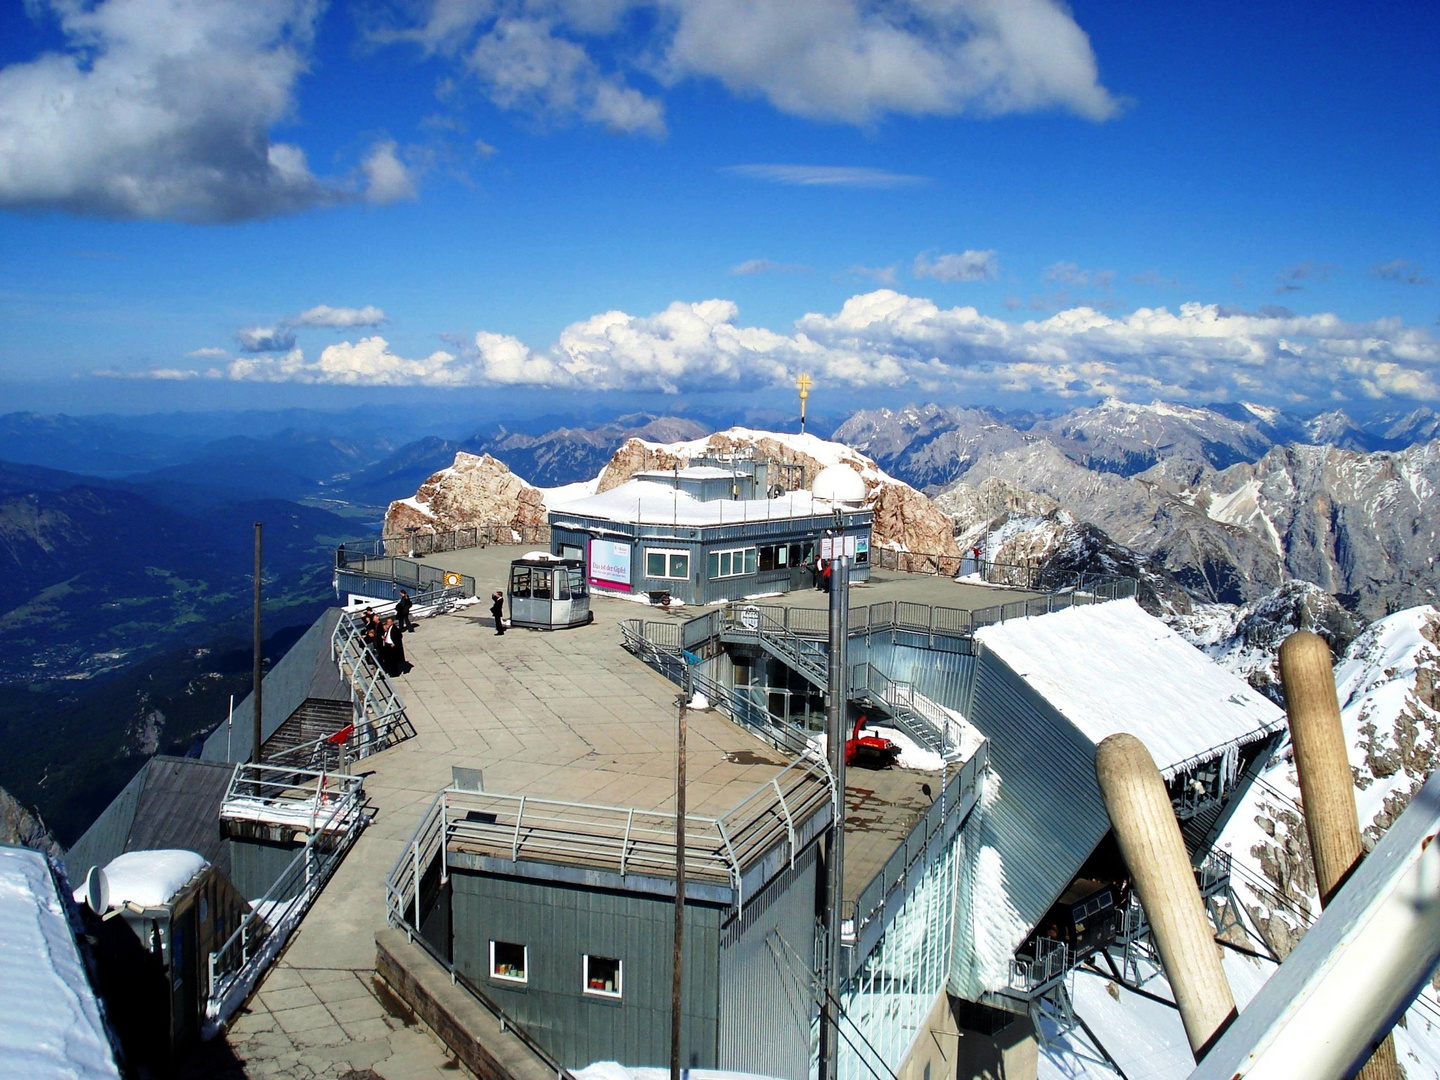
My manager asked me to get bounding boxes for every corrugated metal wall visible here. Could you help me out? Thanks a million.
[228,838,304,902]
[949,646,1110,1000]
[450,871,721,1069]
[717,844,821,1080]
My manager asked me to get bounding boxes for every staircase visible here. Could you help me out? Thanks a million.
[849,664,958,759]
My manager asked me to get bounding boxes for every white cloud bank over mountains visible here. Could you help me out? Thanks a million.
[151,290,1439,407]
[0,0,415,222]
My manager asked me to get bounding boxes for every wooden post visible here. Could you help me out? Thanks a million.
[1279,630,1401,1080]
[252,522,263,764]
[1096,733,1237,1060]
[671,696,687,1080]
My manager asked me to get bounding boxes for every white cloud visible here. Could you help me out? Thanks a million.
[725,164,927,188]
[361,140,418,204]
[914,250,999,283]
[0,0,337,222]
[730,258,809,275]
[185,346,230,359]
[383,0,1118,133]
[209,290,1440,407]
[236,325,298,353]
[1044,261,1114,288]
[291,304,388,329]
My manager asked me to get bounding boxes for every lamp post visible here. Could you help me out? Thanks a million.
[797,372,813,435]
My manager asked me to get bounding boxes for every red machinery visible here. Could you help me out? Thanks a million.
[845,716,900,769]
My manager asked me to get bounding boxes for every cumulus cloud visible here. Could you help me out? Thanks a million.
[382,0,1118,132]
[1371,259,1432,286]
[233,303,388,351]
[204,290,1440,407]
[291,305,388,329]
[236,325,298,353]
[0,0,421,221]
[914,250,999,283]
[725,164,927,188]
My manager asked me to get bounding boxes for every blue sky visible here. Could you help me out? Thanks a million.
[0,0,1436,419]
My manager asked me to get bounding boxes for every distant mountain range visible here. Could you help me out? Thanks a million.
[837,399,1440,619]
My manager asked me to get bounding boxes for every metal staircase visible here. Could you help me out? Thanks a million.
[727,606,830,689]
[850,663,960,759]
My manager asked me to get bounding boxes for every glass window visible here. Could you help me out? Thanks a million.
[491,941,527,983]
[758,546,777,572]
[532,570,552,599]
[510,567,530,598]
[708,547,755,579]
[583,954,622,998]
[556,572,570,600]
[645,550,689,580]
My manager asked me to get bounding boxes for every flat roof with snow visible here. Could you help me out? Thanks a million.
[0,845,121,1080]
[975,597,1284,771]
[551,476,864,529]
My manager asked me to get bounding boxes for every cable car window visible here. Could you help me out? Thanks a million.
[532,569,552,599]
[555,571,570,601]
[511,567,530,598]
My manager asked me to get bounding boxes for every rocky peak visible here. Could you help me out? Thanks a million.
[383,451,547,542]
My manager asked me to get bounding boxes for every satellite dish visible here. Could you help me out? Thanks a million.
[84,866,110,914]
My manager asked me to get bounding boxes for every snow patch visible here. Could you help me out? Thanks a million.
[99,850,207,909]
[0,846,121,1080]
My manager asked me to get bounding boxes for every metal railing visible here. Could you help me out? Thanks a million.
[872,546,1138,599]
[841,743,989,974]
[206,765,367,1025]
[335,553,477,599]
[385,758,831,926]
[338,523,552,562]
[330,612,416,757]
[1009,935,1072,996]
[849,662,967,758]
[720,604,829,687]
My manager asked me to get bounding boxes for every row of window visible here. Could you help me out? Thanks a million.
[489,941,623,998]
[643,540,866,581]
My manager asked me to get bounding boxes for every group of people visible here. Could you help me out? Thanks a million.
[813,556,833,593]
[361,589,418,677]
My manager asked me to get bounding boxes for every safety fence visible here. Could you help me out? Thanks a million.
[337,523,552,562]
[206,765,367,1026]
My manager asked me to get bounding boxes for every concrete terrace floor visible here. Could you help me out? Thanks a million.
[217,551,1029,1079]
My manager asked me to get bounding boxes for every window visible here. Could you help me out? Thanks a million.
[645,549,689,580]
[757,544,789,571]
[510,567,530,598]
[583,954,622,998]
[490,941,528,983]
[707,547,755,579]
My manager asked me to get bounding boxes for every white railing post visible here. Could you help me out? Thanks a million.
[412,840,422,929]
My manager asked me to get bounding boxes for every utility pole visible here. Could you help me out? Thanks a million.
[670,693,688,1080]
[251,522,263,764]
[819,538,850,1080]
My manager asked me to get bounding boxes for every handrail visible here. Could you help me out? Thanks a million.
[206,764,367,1026]
[329,612,416,758]
[337,523,552,561]
[871,546,1139,599]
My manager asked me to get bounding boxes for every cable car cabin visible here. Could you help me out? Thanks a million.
[1034,878,1120,956]
[508,554,593,630]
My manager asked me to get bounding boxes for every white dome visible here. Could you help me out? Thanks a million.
[811,465,868,506]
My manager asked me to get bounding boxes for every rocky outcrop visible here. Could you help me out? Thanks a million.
[384,452,546,543]
[596,429,961,558]
[0,786,61,860]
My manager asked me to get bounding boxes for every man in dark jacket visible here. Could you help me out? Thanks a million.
[396,590,416,631]
[491,590,506,636]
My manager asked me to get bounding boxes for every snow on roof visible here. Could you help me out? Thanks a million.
[632,427,901,487]
[551,476,859,528]
[0,846,121,1080]
[635,465,741,480]
[541,477,599,510]
[101,849,207,909]
[975,598,1284,771]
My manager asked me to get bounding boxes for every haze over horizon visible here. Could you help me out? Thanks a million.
[1,0,1436,418]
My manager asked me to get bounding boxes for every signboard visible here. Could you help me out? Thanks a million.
[819,535,859,559]
[739,605,761,631]
[588,538,633,590]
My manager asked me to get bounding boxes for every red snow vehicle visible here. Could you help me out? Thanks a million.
[845,716,900,769]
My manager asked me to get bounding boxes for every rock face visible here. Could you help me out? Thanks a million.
[596,428,961,559]
[384,452,547,543]
[1169,580,1368,703]
[1220,606,1440,959]
[0,786,61,860]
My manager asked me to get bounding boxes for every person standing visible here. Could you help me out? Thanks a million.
[491,590,507,636]
[821,558,832,594]
[396,589,416,632]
